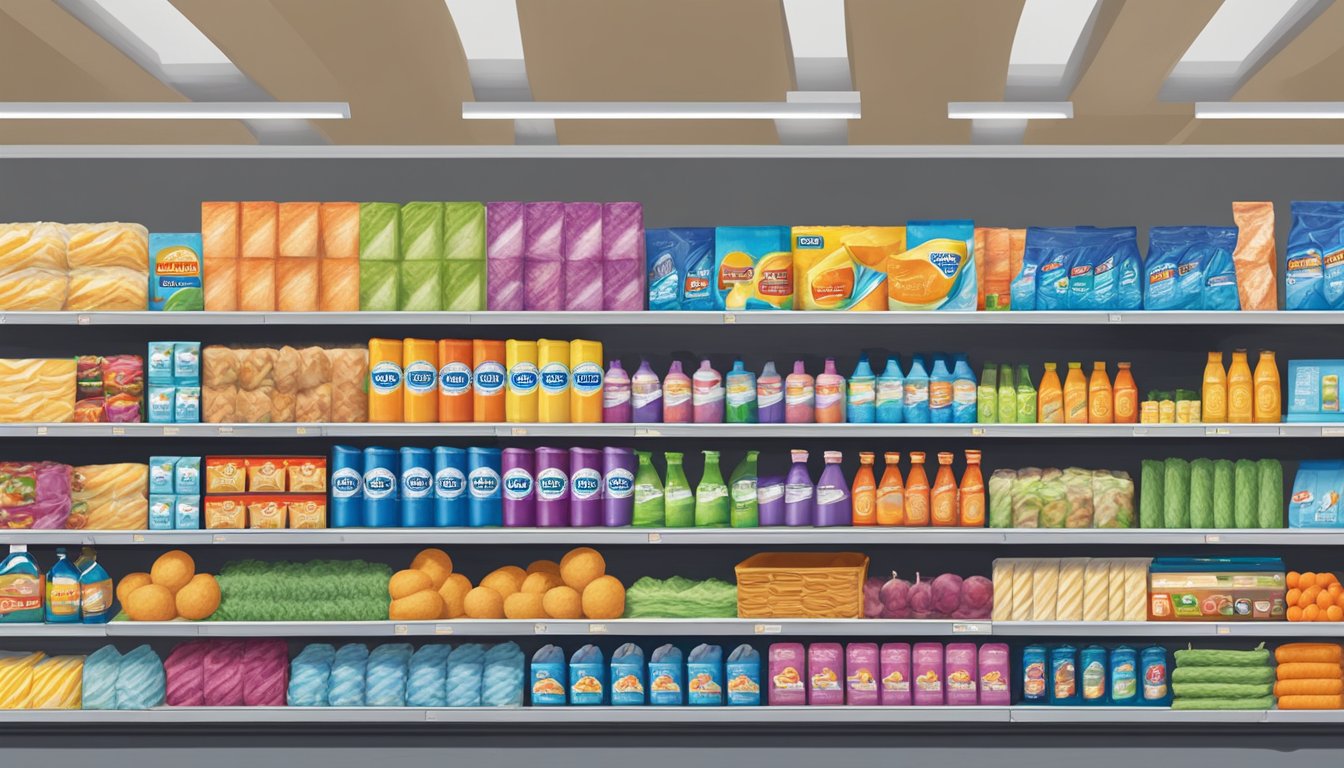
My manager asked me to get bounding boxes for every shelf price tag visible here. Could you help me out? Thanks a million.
[533,623,548,634]
[132,534,146,543]
[1108,313,1122,323]
[1132,427,1148,437]
[1322,427,1344,437]
[212,534,228,543]
[952,623,987,634]
[295,426,308,436]
[971,427,985,436]
[647,532,662,543]
[217,426,233,435]
[111,426,125,436]
[511,428,528,436]
[162,426,179,436]
[35,426,47,436]
[1205,427,1231,436]
[588,624,607,634]
[1216,625,1231,635]
[723,313,736,324]
[394,624,409,636]
[636,428,661,437]
[754,624,782,634]
[424,711,440,721]
[1204,534,1222,543]
[77,314,91,326]
[434,625,454,635]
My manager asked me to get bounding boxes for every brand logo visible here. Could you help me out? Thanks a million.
[405,361,437,394]
[540,362,569,393]
[402,467,433,498]
[435,467,465,499]
[572,362,603,394]
[509,362,539,394]
[331,467,361,498]
[605,468,634,498]
[650,253,676,281]
[1287,253,1322,272]
[363,468,396,499]
[684,276,709,295]
[571,468,601,499]
[370,361,402,393]
[1148,268,1175,284]
[474,361,505,395]
[795,235,823,249]
[469,467,500,498]
[1069,265,1092,278]
[1292,490,1314,504]
[1177,261,1198,276]
[503,469,534,499]
[438,361,472,395]
[536,467,568,500]
[154,246,201,276]
[929,251,962,277]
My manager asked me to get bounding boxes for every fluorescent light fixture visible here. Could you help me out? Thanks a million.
[948,102,1073,120]
[1005,0,1104,99]
[463,98,861,121]
[1163,0,1328,100]
[0,102,350,120]
[1196,102,1344,119]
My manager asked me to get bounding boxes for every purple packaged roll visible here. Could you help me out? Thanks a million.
[525,202,564,311]
[757,474,785,526]
[944,643,978,706]
[845,643,880,706]
[534,446,569,527]
[912,643,944,706]
[880,643,911,706]
[563,202,603,311]
[977,643,1011,706]
[569,447,603,527]
[602,447,635,527]
[601,202,645,311]
[487,202,524,311]
[501,447,536,527]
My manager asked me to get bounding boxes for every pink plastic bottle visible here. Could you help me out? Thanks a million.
[692,359,724,423]
[814,358,846,423]
[662,361,692,423]
[784,360,815,424]
[602,359,631,423]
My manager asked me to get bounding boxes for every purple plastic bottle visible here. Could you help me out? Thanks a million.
[569,447,603,527]
[603,360,632,423]
[757,473,785,526]
[631,360,663,423]
[814,450,852,527]
[501,447,536,527]
[692,359,725,424]
[783,449,815,526]
[534,446,570,527]
[663,361,692,423]
[602,447,636,527]
[757,361,783,424]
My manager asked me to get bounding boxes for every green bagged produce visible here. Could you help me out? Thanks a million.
[398,202,444,261]
[1164,458,1190,528]
[1039,474,1068,528]
[1212,459,1235,529]
[1012,467,1043,528]
[1092,470,1134,529]
[443,261,486,311]
[213,559,392,621]
[1171,665,1274,685]
[444,202,486,311]
[1257,459,1283,529]
[622,575,737,618]
[359,202,400,261]
[1174,644,1270,668]
[988,469,1015,528]
[1171,696,1274,710]
[1062,468,1093,527]
[398,260,443,311]
[359,261,399,310]
[1234,459,1259,528]
[1189,458,1214,528]
[1172,682,1273,699]
[1140,460,1164,529]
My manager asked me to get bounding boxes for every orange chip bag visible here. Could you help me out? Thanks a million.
[204,496,247,529]
[204,458,245,493]
[286,457,327,493]
[247,496,287,529]
[245,457,287,492]
[288,496,328,529]
[1232,201,1277,310]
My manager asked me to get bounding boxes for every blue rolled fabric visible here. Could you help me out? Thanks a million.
[114,644,165,710]
[81,645,121,710]
[406,645,451,708]
[288,644,336,707]
[482,642,524,707]
[446,643,485,707]
[365,644,413,707]
[327,643,369,707]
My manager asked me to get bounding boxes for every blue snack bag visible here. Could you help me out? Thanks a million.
[529,644,567,706]
[1286,201,1344,310]
[1199,226,1241,310]
[569,644,606,705]
[725,644,761,706]
[646,228,716,311]
[1023,227,1076,311]
[648,644,684,705]
[1145,226,1241,310]
[610,642,646,705]
[687,643,724,706]
[1011,230,1043,310]
[1288,459,1344,528]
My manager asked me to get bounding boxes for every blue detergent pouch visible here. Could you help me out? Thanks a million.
[648,644,684,705]
[1049,645,1080,705]
[1109,646,1138,705]
[1200,227,1241,310]
[1021,645,1047,703]
[725,644,761,706]
[1286,201,1344,310]
[569,644,606,705]
[1024,227,1076,311]
[610,642,646,705]
[1084,227,1143,310]
[687,643,724,706]
[1146,226,1240,310]
[1011,229,1046,310]
[645,228,716,311]
[529,644,567,706]
[1288,459,1344,528]
[1139,646,1171,706]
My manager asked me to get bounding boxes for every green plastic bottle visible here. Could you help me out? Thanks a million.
[632,450,665,527]
[695,450,730,527]
[1016,364,1037,424]
[996,364,1015,424]
[663,452,695,528]
[729,450,760,528]
[977,362,997,423]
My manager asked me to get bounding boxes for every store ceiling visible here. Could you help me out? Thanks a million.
[0,0,1342,146]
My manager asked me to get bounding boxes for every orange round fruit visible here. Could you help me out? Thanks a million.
[389,569,433,600]
[580,575,625,620]
[1287,571,1301,590]
[1300,572,1318,589]
[560,548,606,592]
[527,559,561,575]
[1336,590,1344,609]
[1304,604,1321,622]
[1302,586,1322,607]
[1288,605,1304,622]
[1323,572,1340,585]
[411,548,454,574]
[541,586,582,619]
[438,573,472,619]
[1318,589,1335,609]
[521,571,563,595]
[480,566,527,598]
[150,550,195,593]
[125,583,177,621]
[1329,605,1344,622]
[115,572,153,607]
[1287,588,1303,606]
[503,592,546,620]
[389,590,445,621]
[463,586,505,619]
[174,573,221,620]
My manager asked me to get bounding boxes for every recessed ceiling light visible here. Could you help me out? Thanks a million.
[1163,0,1329,100]
[947,102,1073,120]
[0,102,351,120]
[1196,102,1344,119]
[1005,0,1105,99]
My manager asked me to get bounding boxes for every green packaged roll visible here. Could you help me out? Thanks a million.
[1174,645,1270,668]
[359,202,400,261]
[1212,459,1235,529]
[1140,460,1164,529]
[1171,696,1274,710]
[443,260,486,311]
[1257,459,1284,529]
[359,261,399,311]
[1164,458,1190,528]
[443,202,486,311]
[1189,458,1214,528]
[1171,666,1274,685]
[398,260,443,311]
[1172,682,1273,699]
[398,202,445,261]
[988,469,1015,528]
[1234,459,1259,528]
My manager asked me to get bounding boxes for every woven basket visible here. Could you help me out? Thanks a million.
[734,552,870,619]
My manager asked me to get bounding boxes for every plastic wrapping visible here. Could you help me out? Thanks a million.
[1189,458,1215,528]
[1163,458,1190,529]
[1234,459,1259,529]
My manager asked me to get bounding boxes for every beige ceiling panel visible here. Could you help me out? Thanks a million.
[1176,119,1344,145]
[0,7,253,144]
[517,0,790,144]
[172,0,509,145]
[847,0,1024,144]
[1024,0,1219,144]
[1230,0,1344,102]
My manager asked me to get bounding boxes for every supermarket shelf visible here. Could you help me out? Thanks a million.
[1,422,1337,438]
[1008,707,1267,724]
[0,624,107,637]
[3,310,1344,326]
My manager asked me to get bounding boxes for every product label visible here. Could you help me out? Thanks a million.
[632,381,662,409]
[758,381,782,408]
[952,380,976,405]
[757,483,784,503]
[363,467,396,499]
[468,467,500,499]
[404,360,437,394]
[816,486,845,505]
[331,467,361,498]
[784,483,813,503]
[664,380,691,407]
[904,382,929,406]
[540,362,570,394]
[503,468,534,500]
[536,467,568,500]
[508,362,538,395]
[604,386,631,409]
[665,487,692,504]
[370,361,403,394]
[696,483,728,504]
[571,468,602,500]
[572,362,603,394]
[401,467,433,498]
[929,381,952,409]
[634,483,664,505]
[474,361,505,395]
[439,361,472,396]
[435,467,466,500]
[605,469,634,498]
[876,380,903,405]
[1081,660,1106,700]
[731,479,757,504]
[848,381,875,406]
[726,380,756,408]
[816,382,843,409]
[785,382,814,406]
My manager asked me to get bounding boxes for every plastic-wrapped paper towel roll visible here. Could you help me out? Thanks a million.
[243,639,289,706]
[164,641,208,707]
[1107,559,1127,622]
[524,202,564,311]
[444,202,486,312]
[990,559,1013,621]
[1030,560,1059,621]
[365,643,412,708]
[0,651,43,709]
[1125,558,1150,621]
[563,202,603,311]
[1056,558,1086,621]
[81,645,121,710]
[28,655,83,709]
[288,644,336,707]
[446,643,486,707]
[1083,559,1110,622]
[486,202,525,311]
[115,644,165,710]
[1010,559,1033,621]
[399,260,443,312]
[602,202,645,311]
[202,640,244,707]
[406,644,451,708]
[482,642,524,707]
[328,643,369,707]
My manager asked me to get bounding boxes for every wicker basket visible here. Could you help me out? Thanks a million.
[734,552,870,619]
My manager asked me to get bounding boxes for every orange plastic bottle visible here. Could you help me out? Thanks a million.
[1253,349,1280,423]
[958,450,984,527]
[1088,362,1113,424]
[905,452,931,527]
[852,452,877,526]
[1227,349,1253,423]
[931,452,959,527]
[875,452,905,526]
[1064,362,1088,423]
[1038,362,1063,424]
[1113,362,1137,424]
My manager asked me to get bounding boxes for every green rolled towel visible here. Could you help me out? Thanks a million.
[443,261,486,312]
[1171,696,1274,710]
[398,202,445,261]
[1189,458,1214,528]
[1171,666,1274,685]
[398,260,444,311]
[1172,682,1274,699]
[1164,458,1190,528]
[1257,459,1284,528]
[1212,460,1235,529]
[1234,459,1259,528]
[359,202,400,261]
[359,261,399,310]
[443,203,486,311]
[1140,460,1164,529]
[1174,644,1270,668]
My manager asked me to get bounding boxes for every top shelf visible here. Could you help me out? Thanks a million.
[0,311,1338,327]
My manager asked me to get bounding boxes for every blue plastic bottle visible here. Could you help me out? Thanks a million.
[330,445,364,528]
[904,356,930,424]
[847,355,876,424]
[876,357,905,423]
[45,548,81,623]
[1139,645,1171,706]
[433,447,468,527]
[1049,645,1080,705]
[1109,646,1138,705]
[467,447,502,527]
[951,353,977,424]
[76,548,113,624]
[1021,645,1047,704]
[929,356,953,423]
[725,360,758,424]
[1080,645,1108,705]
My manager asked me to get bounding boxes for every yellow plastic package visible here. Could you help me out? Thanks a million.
[792,226,903,311]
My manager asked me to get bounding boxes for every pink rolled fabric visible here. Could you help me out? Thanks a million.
[563,202,603,311]
[524,202,564,310]
[601,202,645,310]
[486,202,525,311]
[164,641,208,707]
[242,639,289,706]
[202,640,245,706]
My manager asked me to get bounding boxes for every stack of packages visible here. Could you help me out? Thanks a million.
[0,358,76,422]
[487,201,644,311]
[0,462,73,529]
[201,344,368,424]
[1171,644,1274,710]
[990,558,1151,622]
[68,463,149,530]
[146,342,201,424]
[80,644,165,710]
[163,639,287,706]
[74,354,143,423]
[988,467,1134,528]
[1274,643,1344,710]
[201,201,360,312]
[358,202,486,311]
[1140,457,1283,528]
[286,642,522,707]
[0,651,83,709]
[0,222,148,311]
[212,559,391,621]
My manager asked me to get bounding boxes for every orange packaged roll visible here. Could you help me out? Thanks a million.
[319,202,359,260]
[319,202,360,312]
[402,338,438,422]
[1275,679,1343,697]
[368,338,404,423]
[237,258,276,311]
[288,496,328,529]
[437,339,473,423]
[1276,662,1343,680]
[319,259,359,312]
[276,258,319,312]
[472,339,506,422]
[1275,643,1343,664]
[203,258,238,312]
[204,496,247,529]
[1277,694,1344,710]
[202,202,240,311]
